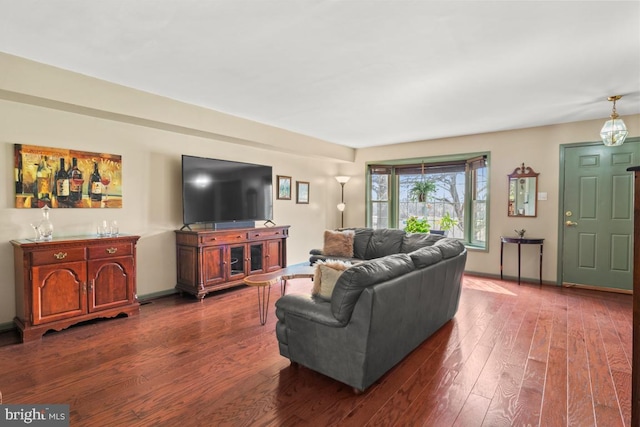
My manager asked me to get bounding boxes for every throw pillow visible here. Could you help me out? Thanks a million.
[322,229,355,258]
[312,259,352,301]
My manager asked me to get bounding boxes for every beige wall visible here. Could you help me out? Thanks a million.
[0,53,351,325]
[341,115,640,284]
[0,52,638,326]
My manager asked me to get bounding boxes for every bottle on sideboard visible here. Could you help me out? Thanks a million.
[56,158,70,204]
[89,161,102,202]
[68,157,84,205]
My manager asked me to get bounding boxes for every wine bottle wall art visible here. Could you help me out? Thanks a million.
[14,144,122,209]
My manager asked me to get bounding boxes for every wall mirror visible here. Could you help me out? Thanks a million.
[508,163,539,217]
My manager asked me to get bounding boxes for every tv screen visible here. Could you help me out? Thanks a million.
[182,155,273,226]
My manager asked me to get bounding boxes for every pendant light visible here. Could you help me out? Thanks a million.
[600,95,628,147]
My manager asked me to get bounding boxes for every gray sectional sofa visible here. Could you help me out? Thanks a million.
[308,227,446,265]
[275,228,467,392]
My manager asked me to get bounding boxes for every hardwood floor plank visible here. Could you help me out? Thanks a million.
[386,366,459,425]
[511,359,546,426]
[470,299,528,399]
[535,291,568,425]
[0,274,631,427]
[581,298,623,411]
[594,403,625,427]
[566,293,596,427]
[419,296,516,425]
[482,308,541,427]
[540,346,568,426]
[611,369,632,427]
[422,343,494,426]
[528,305,553,363]
[452,393,491,427]
[604,299,634,372]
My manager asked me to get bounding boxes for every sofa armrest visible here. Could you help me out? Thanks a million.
[275,294,343,327]
[309,248,323,255]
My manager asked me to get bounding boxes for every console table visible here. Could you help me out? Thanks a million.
[11,234,140,342]
[500,236,544,286]
[175,225,289,299]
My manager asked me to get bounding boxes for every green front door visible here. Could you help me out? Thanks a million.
[562,141,638,291]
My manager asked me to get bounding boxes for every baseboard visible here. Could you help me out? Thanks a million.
[464,270,555,287]
[562,282,632,295]
[138,289,179,302]
[0,321,15,333]
[465,270,633,294]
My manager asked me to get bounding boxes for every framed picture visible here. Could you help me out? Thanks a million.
[277,175,292,200]
[14,144,122,209]
[296,181,309,204]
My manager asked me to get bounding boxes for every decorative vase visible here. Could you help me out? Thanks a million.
[37,206,54,241]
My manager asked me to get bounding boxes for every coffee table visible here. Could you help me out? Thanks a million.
[243,264,315,325]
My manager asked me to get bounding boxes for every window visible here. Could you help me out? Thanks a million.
[369,166,391,229]
[367,153,489,249]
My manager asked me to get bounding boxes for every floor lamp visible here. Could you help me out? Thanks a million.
[335,176,350,228]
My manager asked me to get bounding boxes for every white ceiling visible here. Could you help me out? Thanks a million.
[1,1,639,148]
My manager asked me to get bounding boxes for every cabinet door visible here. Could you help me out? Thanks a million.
[88,257,135,312]
[248,242,264,274]
[202,246,226,286]
[264,239,284,271]
[228,244,247,281]
[31,261,87,325]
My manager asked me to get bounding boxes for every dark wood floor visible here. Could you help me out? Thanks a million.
[0,275,632,426]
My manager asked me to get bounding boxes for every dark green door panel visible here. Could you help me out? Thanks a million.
[562,142,638,291]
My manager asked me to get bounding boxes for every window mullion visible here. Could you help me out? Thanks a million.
[390,170,398,228]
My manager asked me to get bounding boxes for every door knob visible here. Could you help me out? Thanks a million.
[565,220,578,227]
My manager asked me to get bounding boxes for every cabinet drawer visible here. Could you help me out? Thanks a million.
[31,247,86,266]
[200,232,247,244]
[88,243,133,259]
[249,228,286,239]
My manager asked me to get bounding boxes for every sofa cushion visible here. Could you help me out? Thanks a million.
[331,253,415,324]
[409,246,443,269]
[312,260,352,301]
[433,238,466,259]
[353,228,374,259]
[401,232,445,253]
[322,229,355,258]
[365,229,406,259]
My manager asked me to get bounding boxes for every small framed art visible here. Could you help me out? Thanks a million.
[277,175,292,200]
[296,181,309,204]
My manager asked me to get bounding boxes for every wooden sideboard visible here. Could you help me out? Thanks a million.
[11,234,140,342]
[175,225,289,299]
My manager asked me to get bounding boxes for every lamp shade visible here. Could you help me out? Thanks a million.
[600,118,628,147]
[337,203,346,212]
[335,176,350,184]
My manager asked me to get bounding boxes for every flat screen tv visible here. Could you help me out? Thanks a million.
[181,155,273,228]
